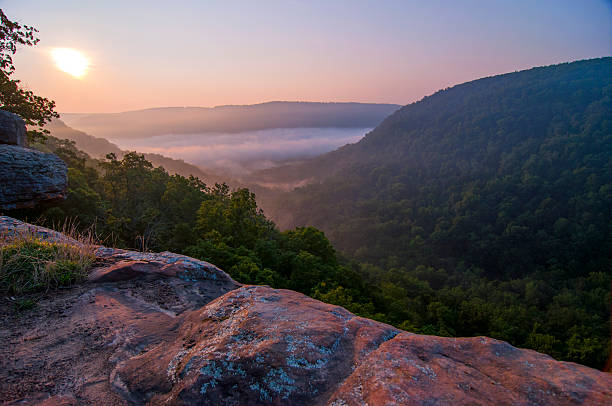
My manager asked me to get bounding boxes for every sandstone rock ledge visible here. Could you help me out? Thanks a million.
[0,110,68,211]
[0,145,67,210]
[1,217,611,405]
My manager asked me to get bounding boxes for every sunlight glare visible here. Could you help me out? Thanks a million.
[51,48,89,78]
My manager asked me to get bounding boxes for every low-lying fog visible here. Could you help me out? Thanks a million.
[108,127,370,176]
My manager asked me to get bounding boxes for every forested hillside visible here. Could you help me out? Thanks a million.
[257,58,612,368]
[266,58,612,269]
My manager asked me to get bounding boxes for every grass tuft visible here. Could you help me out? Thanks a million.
[14,298,36,312]
[0,227,97,294]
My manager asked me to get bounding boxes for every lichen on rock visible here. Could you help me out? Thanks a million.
[1,216,611,405]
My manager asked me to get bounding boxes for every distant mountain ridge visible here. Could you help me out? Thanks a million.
[46,119,221,182]
[252,58,612,189]
[60,101,400,140]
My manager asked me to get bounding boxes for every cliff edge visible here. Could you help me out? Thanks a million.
[1,217,611,405]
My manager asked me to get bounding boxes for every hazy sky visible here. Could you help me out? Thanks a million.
[2,0,611,113]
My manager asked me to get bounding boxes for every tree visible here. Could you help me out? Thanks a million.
[196,186,274,249]
[0,9,58,143]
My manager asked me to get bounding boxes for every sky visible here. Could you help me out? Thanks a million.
[2,0,611,113]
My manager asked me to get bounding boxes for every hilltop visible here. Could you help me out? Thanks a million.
[60,102,400,140]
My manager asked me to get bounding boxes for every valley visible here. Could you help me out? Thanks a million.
[1,3,611,404]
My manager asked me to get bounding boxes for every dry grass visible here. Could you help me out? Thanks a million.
[0,224,97,294]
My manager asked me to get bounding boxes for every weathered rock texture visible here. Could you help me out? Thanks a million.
[0,110,26,147]
[1,217,611,405]
[0,145,67,210]
[0,216,80,244]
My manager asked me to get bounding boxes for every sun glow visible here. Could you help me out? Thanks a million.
[51,48,89,78]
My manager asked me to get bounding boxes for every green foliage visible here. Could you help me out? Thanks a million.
[11,60,612,369]
[196,185,274,249]
[14,298,36,312]
[263,58,612,369]
[0,238,94,294]
[0,9,38,75]
[0,9,58,143]
[358,263,611,368]
[13,143,379,328]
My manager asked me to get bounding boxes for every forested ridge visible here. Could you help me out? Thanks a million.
[268,58,612,272]
[258,58,612,368]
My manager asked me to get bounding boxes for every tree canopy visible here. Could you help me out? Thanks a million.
[0,9,58,143]
[14,133,610,369]
[258,58,612,368]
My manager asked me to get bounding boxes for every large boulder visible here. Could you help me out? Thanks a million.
[1,217,611,405]
[116,286,612,405]
[327,333,612,405]
[0,110,27,147]
[0,145,68,210]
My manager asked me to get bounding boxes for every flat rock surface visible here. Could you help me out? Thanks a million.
[1,217,611,405]
[0,145,67,210]
[328,333,612,405]
[0,275,238,405]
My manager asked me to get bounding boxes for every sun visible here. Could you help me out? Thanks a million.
[51,48,89,78]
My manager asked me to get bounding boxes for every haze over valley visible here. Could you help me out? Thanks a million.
[105,126,372,176]
[1,2,611,404]
[59,102,398,176]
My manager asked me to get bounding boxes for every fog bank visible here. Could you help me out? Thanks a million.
[108,127,370,176]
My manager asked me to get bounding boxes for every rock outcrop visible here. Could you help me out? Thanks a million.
[0,110,27,147]
[0,111,67,210]
[0,145,67,210]
[1,217,611,405]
